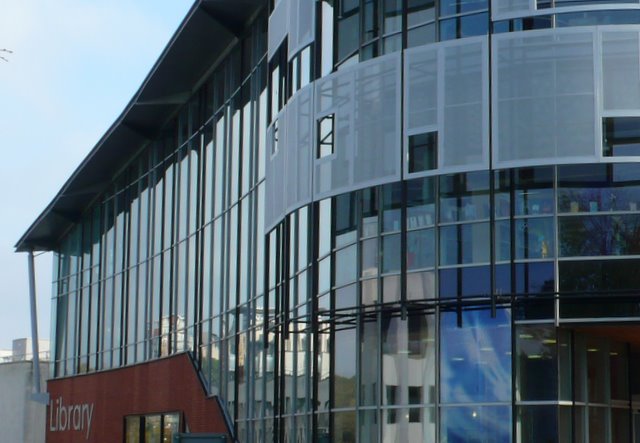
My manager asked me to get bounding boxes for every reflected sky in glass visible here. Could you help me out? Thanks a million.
[440,309,512,403]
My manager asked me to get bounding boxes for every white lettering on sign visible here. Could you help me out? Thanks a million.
[49,396,94,440]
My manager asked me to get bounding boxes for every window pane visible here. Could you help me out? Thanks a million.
[335,245,357,287]
[407,229,435,270]
[409,132,437,173]
[516,326,558,401]
[125,417,140,443]
[407,177,436,228]
[517,406,558,443]
[515,217,554,259]
[440,309,511,402]
[382,234,401,274]
[440,406,511,443]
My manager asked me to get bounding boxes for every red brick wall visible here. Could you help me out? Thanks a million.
[46,353,228,442]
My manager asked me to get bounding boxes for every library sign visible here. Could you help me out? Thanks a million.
[49,396,95,440]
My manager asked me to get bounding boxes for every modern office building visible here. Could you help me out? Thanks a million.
[15,0,640,441]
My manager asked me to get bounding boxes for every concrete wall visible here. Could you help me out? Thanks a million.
[0,361,48,443]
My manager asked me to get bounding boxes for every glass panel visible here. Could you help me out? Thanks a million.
[383,183,403,232]
[440,172,490,223]
[163,413,180,442]
[362,238,379,278]
[407,270,436,300]
[439,223,490,265]
[319,198,332,257]
[125,416,140,443]
[440,0,487,16]
[407,24,436,48]
[515,217,554,259]
[440,406,511,443]
[602,117,640,157]
[407,229,435,270]
[336,284,358,311]
[334,327,357,408]
[409,132,437,173]
[362,278,379,305]
[333,411,356,443]
[362,187,379,238]
[559,214,640,257]
[318,114,335,158]
[440,309,511,403]
[382,234,402,274]
[610,342,629,401]
[335,245,357,287]
[516,406,558,443]
[408,0,436,27]
[516,325,557,401]
[360,318,378,406]
[407,177,436,229]
[439,266,490,298]
[558,163,640,214]
[145,415,161,443]
[335,193,358,247]
[439,13,489,41]
[383,275,401,303]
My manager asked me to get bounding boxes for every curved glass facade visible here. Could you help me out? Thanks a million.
[40,0,640,442]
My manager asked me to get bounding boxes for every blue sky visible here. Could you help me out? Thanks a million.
[0,1,192,350]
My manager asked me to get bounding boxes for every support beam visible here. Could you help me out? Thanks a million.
[27,250,49,404]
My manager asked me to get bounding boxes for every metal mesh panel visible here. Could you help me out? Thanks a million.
[494,30,597,166]
[288,0,316,60]
[405,46,438,133]
[491,0,533,19]
[265,118,287,232]
[268,0,289,60]
[405,38,488,175]
[442,40,488,170]
[602,30,640,112]
[314,53,402,199]
[285,86,314,213]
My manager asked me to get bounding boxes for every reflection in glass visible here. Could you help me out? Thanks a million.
[334,327,357,408]
[559,214,640,257]
[383,234,402,274]
[407,229,435,270]
[439,13,489,41]
[439,266,490,298]
[516,325,557,401]
[440,172,490,223]
[335,193,357,247]
[407,177,436,228]
[360,319,378,406]
[362,187,379,238]
[440,309,511,403]
[440,406,511,443]
[439,223,490,265]
[334,411,356,443]
[516,406,558,443]
[407,270,436,300]
[335,245,357,287]
[383,183,403,232]
[362,238,379,277]
[515,218,554,259]
[383,275,401,303]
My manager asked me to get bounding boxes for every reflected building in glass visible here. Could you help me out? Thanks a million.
[16,0,640,442]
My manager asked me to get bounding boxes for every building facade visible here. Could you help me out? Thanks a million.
[16,0,640,441]
[0,341,49,443]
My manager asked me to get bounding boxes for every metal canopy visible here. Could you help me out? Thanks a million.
[15,0,264,252]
